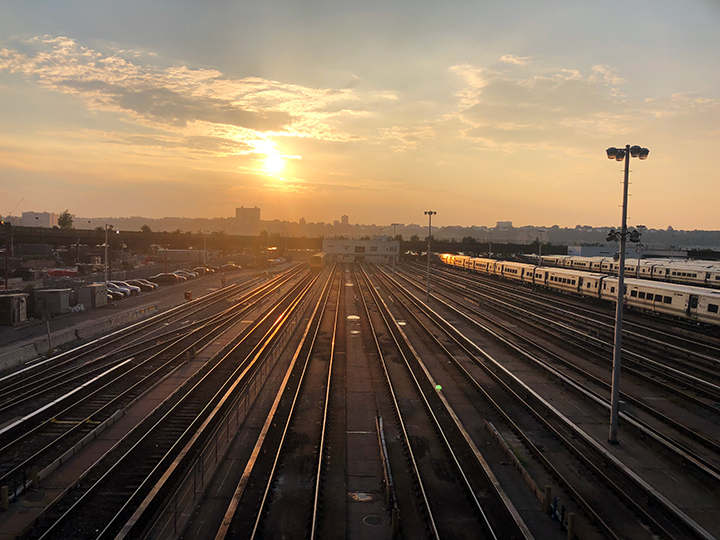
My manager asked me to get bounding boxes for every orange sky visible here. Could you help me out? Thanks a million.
[1,2,719,229]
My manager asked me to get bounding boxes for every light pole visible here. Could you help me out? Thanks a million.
[104,224,119,282]
[104,224,110,282]
[424,210,436,303]
[605,144,649,444]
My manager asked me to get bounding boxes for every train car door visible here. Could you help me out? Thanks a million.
[687,294,699,315]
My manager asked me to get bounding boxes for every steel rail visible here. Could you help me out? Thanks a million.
[0,273,293,414]
[214,267,335,540]
[0,270,306,502]
[114,271,324,539]
[32,273,315,540]
[310,274,342,539]
[412,264,720,397]
[361,266,532,540]
[355,268,441,539]
[246,265,338,539]
[0,275,267,402]
[423,261,720,364]
[395,267,720,459]
[378,265,715,540]
[370,266,623,539]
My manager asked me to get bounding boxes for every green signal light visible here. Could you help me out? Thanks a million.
[435,384,442,391]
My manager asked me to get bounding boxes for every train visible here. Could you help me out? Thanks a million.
[439,253,720,326]
[309,252,326,270]
[535,255,720,289]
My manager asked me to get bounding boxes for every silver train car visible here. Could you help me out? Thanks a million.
[538,255,720,289]
[439,253,720,326]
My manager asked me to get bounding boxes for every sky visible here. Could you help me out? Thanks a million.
[0,1,718,229]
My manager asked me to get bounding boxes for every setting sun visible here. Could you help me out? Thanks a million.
[263,151,285,175]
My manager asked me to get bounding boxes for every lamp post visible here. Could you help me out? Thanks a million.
[104,225,119,282]
[104,224,110,282]
[605,144,649,444]
[424,210,436,303]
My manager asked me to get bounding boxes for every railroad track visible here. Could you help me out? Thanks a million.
[419,261,720,363]
[22,270,318,539]
[374,264,717,539]
[238,265,342,539]
[394,265,720,478]
[0,270,303,421]
[0,268,306,505]
[407,263,720,403]
[358,265,532,539]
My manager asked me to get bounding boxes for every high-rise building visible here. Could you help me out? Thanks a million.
[341,215,349,226]
[235,206,261,235]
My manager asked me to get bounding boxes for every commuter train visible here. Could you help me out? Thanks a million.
[439,254,720,326]
[309,252,326,270]
[537,255,720,289]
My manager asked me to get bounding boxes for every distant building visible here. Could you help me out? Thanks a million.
[21,211,58,228]
[322,237,399,264]
[235,206,261,235]
[568,245,616,257]
[495,221,513,231]
[341,215,349,226]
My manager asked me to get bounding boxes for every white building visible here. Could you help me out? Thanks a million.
[322,237,399,264]
[21,211,58,228]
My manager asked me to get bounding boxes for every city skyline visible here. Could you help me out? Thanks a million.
[1,2,719,228]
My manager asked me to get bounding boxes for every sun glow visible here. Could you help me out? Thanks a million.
[263,151,285,175]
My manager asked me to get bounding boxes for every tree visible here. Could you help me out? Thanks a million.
[141,224,152,233]
[58,210,73,230]
[410,234,419,242]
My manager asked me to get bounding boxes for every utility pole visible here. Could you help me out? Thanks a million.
[605,144,649,443]
[424,210,436,303]
[104,224,110,282]
[3,222,9,290]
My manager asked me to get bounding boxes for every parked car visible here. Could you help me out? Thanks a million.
[135,278,159,289]
[112,280,141,296]
[221,263,240,271]
[193,266,212,275]
[174,270,196,280]
[148,273,181,285]
[107,281,131,297]
[126,279,154,292]
[105,281,130,300]
[106,287,125,300]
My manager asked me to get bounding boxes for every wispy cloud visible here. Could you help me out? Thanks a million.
[0,35,399,159]
[499,54,530,65]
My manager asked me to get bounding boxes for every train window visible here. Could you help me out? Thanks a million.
[631,290,637,297]
[610,287,615,293]
[638,292,646,299]
[709,304,719,313]
[690,296,699,308]
[648,293,655,300]
[663,296,672,304]
[587,283,592,288]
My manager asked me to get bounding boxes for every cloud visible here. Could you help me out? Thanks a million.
[448,61,635,149]
[0,35,399,156]
[499,54,530,65]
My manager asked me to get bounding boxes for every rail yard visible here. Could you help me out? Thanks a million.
[0,259,718,540]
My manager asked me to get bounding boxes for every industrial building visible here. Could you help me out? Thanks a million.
[322,237,399,264]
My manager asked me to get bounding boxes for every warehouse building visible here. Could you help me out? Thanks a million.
[322,238,399,264]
